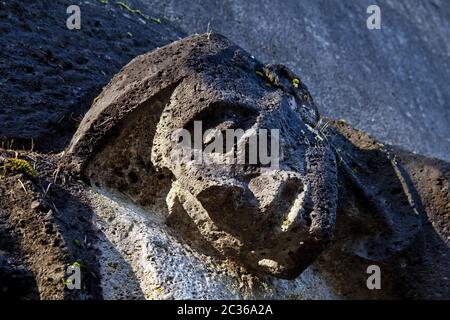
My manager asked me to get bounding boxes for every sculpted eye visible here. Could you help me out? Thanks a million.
[184,101,258,132]
[183,101,258,151]
[213,120,236,131]
[203,120,236,145]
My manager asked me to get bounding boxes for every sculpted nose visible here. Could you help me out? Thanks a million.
[197,184,247,211]
[248,171,304,213]
[196,184,259,234]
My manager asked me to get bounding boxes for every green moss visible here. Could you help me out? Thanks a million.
[292,78,300,88]
[281,218,291,231]
[255,70,265,78]
[3,158,37,179]
[115,1,150,20]
[115,1,136,13]
[151,17,161,24]
[61,277,72,287]
[301,89,309,101]
[256,69,277,87]
[93,95,101,104]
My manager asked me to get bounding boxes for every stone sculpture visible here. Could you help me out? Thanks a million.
[65,33,422,279]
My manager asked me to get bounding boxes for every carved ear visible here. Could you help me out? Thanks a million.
[83,86,177,209]
[326,120,422,261]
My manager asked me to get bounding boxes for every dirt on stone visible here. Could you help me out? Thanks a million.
[0,0,448,300]
[0,0,184,152]
[0,150,103,299]
[0,0,186,299]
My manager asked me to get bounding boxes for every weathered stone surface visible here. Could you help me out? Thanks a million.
[89,189,337,299]
[326,120,423,261]
[66,33,338,278]
[1,1,448,299]
[66,33,429,282]
[85,127,449,298]
[145,0,450,163]
[310,121,449,299]
[0,251,38,299]
[0,0,183,151]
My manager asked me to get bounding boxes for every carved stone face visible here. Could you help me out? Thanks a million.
[151,64,338,278]
[66,34,338,279]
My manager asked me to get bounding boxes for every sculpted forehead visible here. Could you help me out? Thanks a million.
[67,33,319,166]
[160,83,286,129]
[152,89,317,180]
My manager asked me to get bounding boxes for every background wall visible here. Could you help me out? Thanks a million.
[144,0,450,161]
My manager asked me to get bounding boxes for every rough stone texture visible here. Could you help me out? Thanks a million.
[66,34,429,284]
[0,0,184,151]
[144,0,450,162]
[66,33,338,279]
[89,189,337,299]
[314,121,449,299]
[0,0,448,300]
[2,126,447,299]
[86,141,449,299]
[327,120,422,261]
[0,150,103,300]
